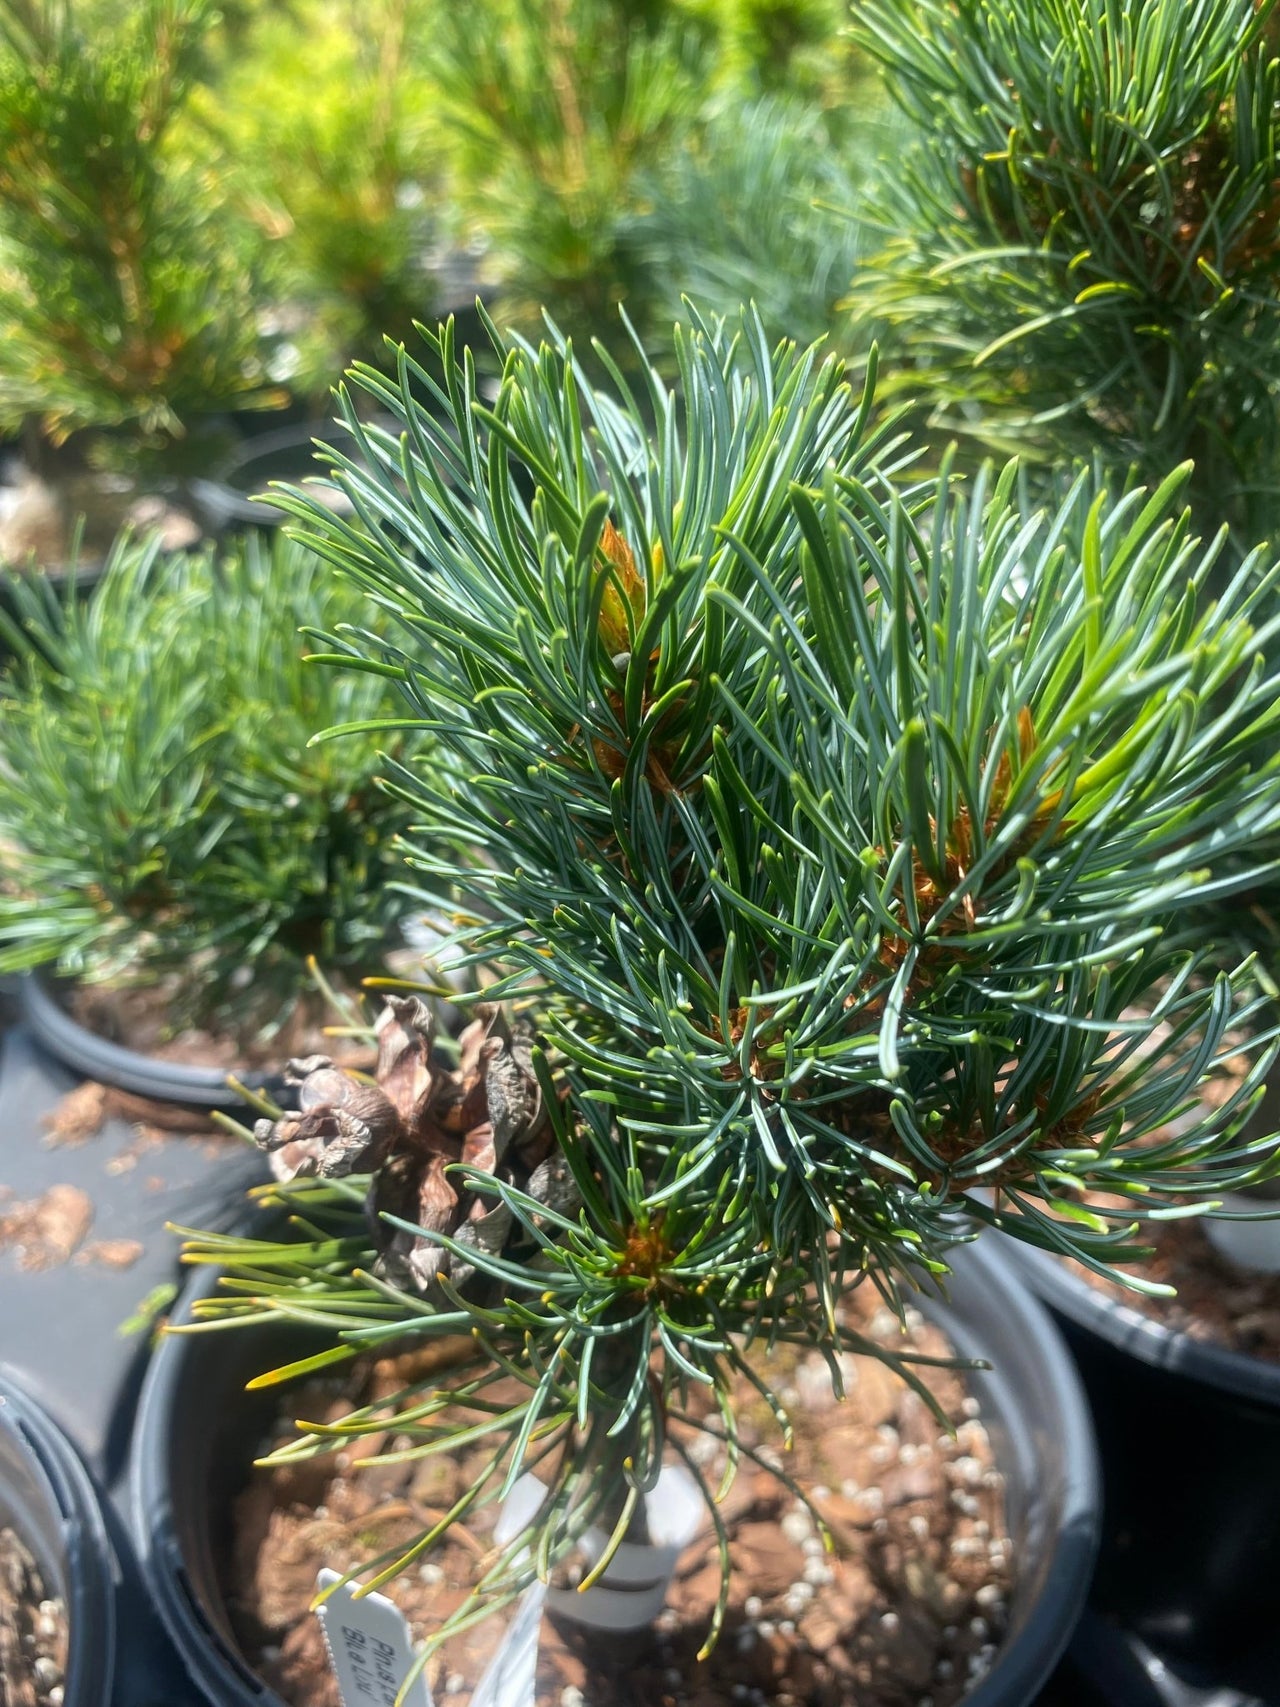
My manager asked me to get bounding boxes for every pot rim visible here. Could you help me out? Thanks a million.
[131,1229,1099,1707]
[20,969,290,1112]
[919,1235,1100,1707]
[183,415,360,531]
[0,1367,117,1707]
[999,1235,1280,1408]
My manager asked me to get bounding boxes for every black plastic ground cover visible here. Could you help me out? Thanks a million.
[1003,1240,1280,1701]
[1054,1610,1272,1707]
[0,1016,267,1469]
[131,1231,1102,1707]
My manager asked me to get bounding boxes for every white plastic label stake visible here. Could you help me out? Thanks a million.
[468,1580,547,1707]
[315,1569,435,1707]
[545,1465,704,1632]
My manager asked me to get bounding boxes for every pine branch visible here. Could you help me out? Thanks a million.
[851,0,1280,544]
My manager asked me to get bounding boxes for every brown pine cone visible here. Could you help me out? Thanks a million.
[254,996,567,1293]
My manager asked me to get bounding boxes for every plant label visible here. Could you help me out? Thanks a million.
[315,1569,434,1707]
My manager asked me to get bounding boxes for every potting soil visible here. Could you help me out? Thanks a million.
[0,1526,67,1707]
[225,1289,1012,1707]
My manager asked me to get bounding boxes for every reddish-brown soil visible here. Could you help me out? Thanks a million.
[1070,1216,1280,1362]
[0,1526,68,1707]
[68,980,375,1076]
[227,1290,1013,1707]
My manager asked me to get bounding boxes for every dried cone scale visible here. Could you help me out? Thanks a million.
[254,997,573,1292]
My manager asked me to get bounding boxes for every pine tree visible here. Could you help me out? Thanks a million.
[851,0,1280,548]
[183,0,444,395]
[0,0,271,451]
[0,530,422,1032]
[425,0,866,355]
[181,311,1280,1668]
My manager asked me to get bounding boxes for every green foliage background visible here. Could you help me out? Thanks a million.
[851,0,1280,547]
[0,530,422,1030]
[0,0,271,443]
[0,0,879,454]
[182,0,444,394]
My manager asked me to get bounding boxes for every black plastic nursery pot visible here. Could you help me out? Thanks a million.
[130,1231,1101,1707]
[0,1370,116,1707]
[0,1001,268,1470]
[0,449,207,611]
[0,999,270,1707]
[20,972,291,1113]
[1002,1241,1280,1697]
[183,419,343,536]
